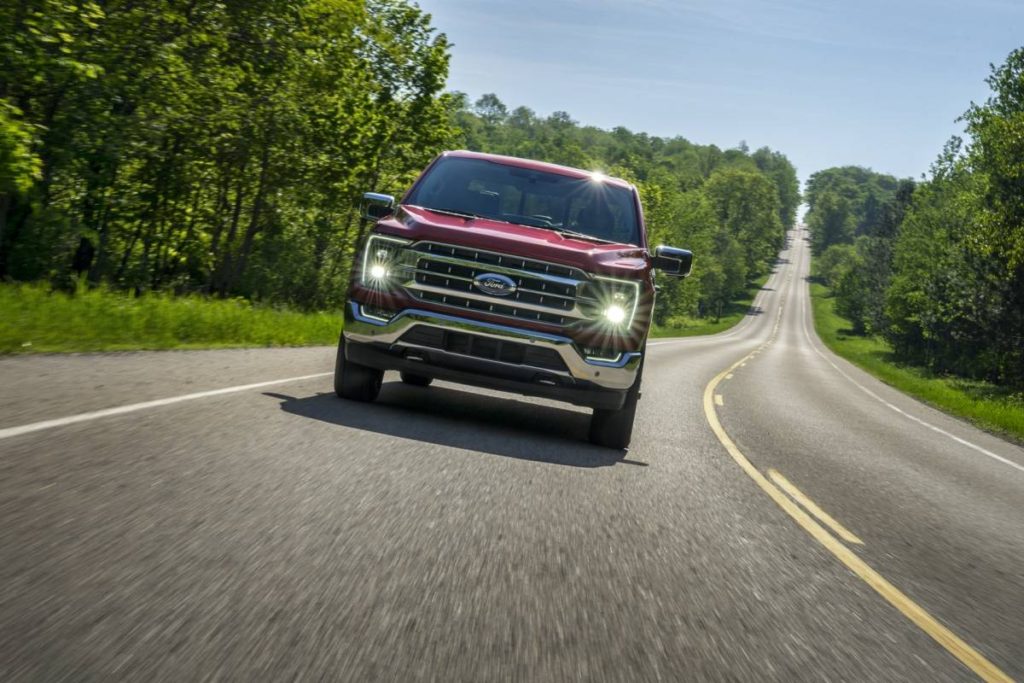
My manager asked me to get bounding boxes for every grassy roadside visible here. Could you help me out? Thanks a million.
[650,275,769,338]
[810,282,1024,443]
[3,272,769,354]
[0,283,341,354]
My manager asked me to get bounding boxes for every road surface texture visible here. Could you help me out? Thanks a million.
[2,228,1022,681]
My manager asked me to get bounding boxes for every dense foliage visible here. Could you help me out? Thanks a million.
[809,47,1024,390]
[0,0,453,309]
[1,0,797,329]
[805,165,905,254]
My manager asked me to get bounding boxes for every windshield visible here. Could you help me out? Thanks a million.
[405,156,642,246]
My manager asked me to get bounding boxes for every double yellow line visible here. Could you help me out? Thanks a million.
[703,351,1013,683]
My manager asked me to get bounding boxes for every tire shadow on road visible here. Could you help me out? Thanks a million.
[263,382,638,468]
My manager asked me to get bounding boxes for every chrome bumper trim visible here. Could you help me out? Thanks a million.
[344,302,641,390]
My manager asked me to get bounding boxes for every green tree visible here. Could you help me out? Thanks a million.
[807,191,855,254]
[804,166,899,250]
[961,48,1024,270]
[0,100,41,265]
[752,146,800,228]
[704,167,783,276]
[0,0,456,308]
[473,93,509,126]
[883,48,1024,387]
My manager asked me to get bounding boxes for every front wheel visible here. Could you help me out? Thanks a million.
[334,336,383,402]
[588,361,643,449]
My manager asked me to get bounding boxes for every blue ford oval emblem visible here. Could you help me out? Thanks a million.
[473,273,517,297]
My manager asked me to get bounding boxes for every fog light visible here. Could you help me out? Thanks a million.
[360,305,393,322]
[604,304,626,325]
[583,346,623,363]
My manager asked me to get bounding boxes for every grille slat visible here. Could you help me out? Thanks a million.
[418,243,580,278]
[412,290,568,326]
[407,242,585,326]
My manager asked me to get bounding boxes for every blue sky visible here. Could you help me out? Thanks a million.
[417,0,1023,192]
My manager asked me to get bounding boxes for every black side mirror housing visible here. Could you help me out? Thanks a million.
[361,192,395,221]
[651,245,693,277]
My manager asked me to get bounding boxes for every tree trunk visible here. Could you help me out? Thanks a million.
[115,224,142,283]
[226,141,271,294]
[207,170,231,268]
[88,182,115,284]
[163,187,201,290]
[212,176,247,295]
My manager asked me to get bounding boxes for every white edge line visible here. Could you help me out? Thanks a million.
[0,372,333,441]
[799,266,1024,475]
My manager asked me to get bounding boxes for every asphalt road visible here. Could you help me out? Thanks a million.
[2,227,1022,681]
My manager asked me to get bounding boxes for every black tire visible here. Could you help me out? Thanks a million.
[334,336,383,402]
[588,358,644,449]
[400,371,433,387]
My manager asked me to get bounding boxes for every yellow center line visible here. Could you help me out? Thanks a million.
[768,468,864,545]
[715,394,724,407]
[703,350,1012,683]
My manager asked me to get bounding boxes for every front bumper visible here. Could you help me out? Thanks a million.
[343,302,643,410]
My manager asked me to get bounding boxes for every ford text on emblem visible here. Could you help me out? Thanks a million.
[473,273,517,296]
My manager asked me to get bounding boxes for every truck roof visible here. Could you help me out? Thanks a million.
[442,150,635,190]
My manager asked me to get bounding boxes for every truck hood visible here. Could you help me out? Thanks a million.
[377,205,650,277]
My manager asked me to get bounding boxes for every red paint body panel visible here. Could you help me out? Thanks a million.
[351,151,658,351]
[383,206,651,278]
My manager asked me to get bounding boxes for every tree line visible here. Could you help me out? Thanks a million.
[808,48,1024,390]
[1,0,797,326]
[1,0,453,310]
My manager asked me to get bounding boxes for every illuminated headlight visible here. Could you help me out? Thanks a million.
[585,277,640,329]
[604,304,627,325]
[360,234,410,287]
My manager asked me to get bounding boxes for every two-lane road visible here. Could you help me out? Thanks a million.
[2,227,1021,681]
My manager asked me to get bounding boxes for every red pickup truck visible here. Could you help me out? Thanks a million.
[337,151,692,448]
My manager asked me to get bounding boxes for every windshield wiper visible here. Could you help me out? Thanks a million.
[416,205,481,220]
[547,228,620,245]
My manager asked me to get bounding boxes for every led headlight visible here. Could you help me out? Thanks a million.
[360,234,410,287]
[604,304,626,324]
[587,277,640,329]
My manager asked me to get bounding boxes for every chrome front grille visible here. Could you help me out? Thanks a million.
[401,242,590,326]
[416,243,580,278]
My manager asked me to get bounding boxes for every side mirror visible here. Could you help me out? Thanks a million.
[361,192,395,221]
[651,245,693,277]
